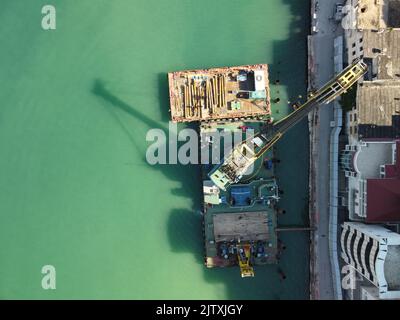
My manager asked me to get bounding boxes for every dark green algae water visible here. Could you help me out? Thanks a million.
[0,0,310,299]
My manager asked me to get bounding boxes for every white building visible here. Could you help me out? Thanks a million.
[360,286,380,299]
[340,139,400,222]
[341,222,400,299]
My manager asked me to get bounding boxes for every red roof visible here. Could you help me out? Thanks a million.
[366,141,400,223]
[385,141,400,178]
[385,164,398,178]
[366,179,400,222]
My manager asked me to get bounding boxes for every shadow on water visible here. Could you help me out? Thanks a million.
[93,0,311,299]
[92,79,202,203]
[92,78,206,272]
[93,79,167,131]
[168,209,204,265]
[261,0,312,299]
[157,73,172,123]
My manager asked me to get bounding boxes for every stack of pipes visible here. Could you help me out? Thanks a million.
[182,74,226,118]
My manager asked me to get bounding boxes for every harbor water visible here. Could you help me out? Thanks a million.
[0,0,310,299]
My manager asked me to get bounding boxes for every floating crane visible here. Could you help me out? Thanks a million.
[209,59,368,190]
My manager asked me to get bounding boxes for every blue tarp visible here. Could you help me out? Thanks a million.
[230,186,251,206]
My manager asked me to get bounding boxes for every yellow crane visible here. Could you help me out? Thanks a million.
[209,59,368,190]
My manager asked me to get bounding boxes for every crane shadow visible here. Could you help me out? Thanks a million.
[91,0,311,298]
[92,78,201,201]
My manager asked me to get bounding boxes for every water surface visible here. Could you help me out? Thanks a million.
[0,0,309,299]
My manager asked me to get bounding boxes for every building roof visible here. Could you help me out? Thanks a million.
[341,222,400,298]
[388,0,400,28]
[354,141,394,178]
[357,80,400,127]
[362,29,400,80]
[385,245,400,290]
[354,0,400,29]
[366,141,400,222]
[356,0,386,29]
[366,179,400,222]
[358,117,400,139]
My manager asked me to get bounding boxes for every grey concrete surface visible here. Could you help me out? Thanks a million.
[310,0,345,300]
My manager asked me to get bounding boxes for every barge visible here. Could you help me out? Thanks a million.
[168,64,280,277]
[168,64,271,123]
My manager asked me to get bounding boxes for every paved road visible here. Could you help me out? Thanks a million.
[310,0,344,300]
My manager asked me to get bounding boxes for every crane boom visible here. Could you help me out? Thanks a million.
[209,59,368,190]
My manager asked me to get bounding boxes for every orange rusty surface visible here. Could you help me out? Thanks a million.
[168,64,271,123]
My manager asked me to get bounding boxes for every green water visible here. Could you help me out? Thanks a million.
[0,0,310,299]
